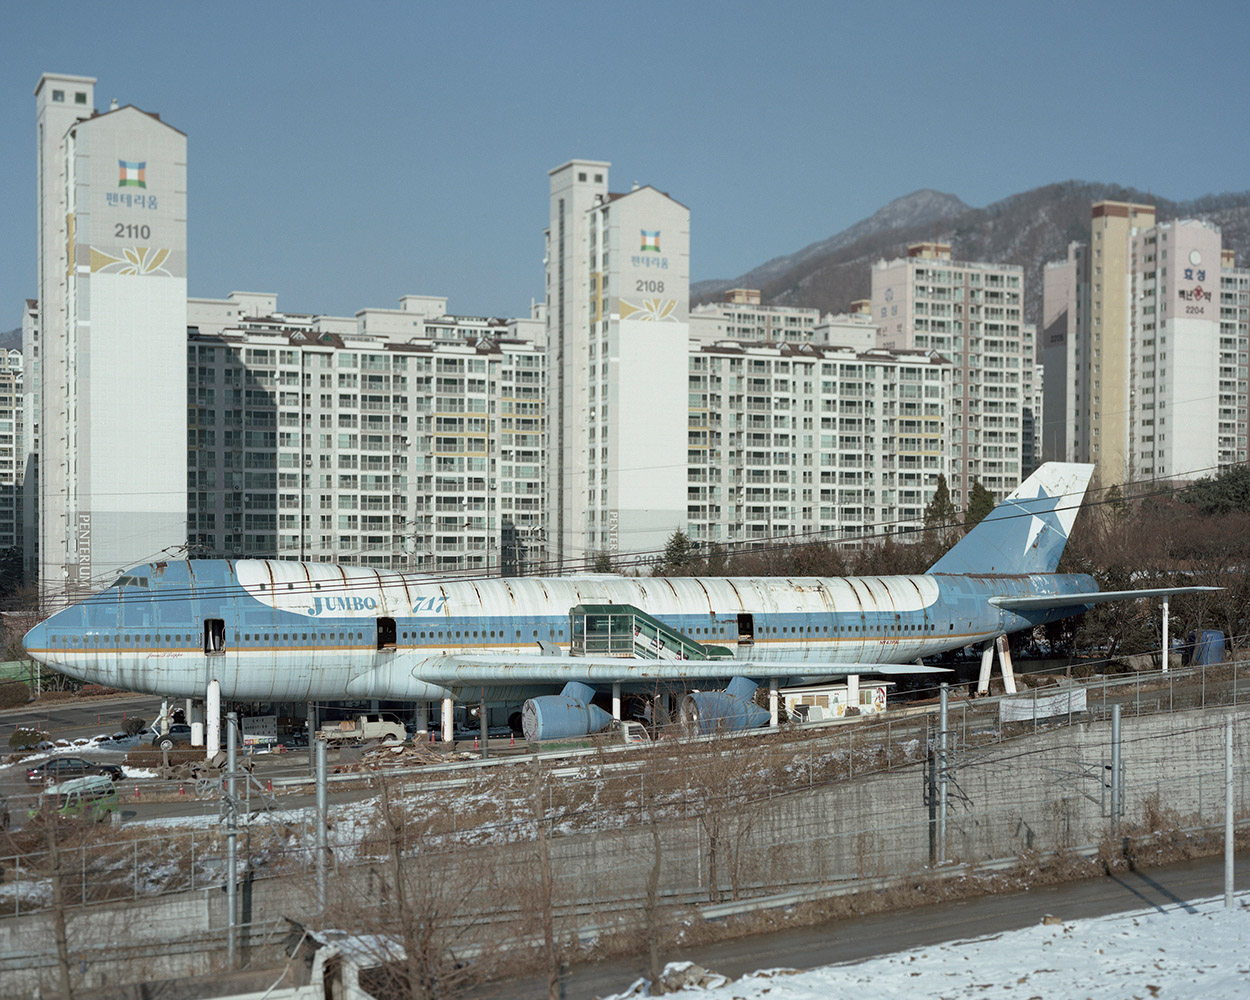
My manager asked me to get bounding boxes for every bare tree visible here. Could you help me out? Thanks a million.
[40,800,76,1000]
[312,777,500,999]
[640,782,666,988]
[530,757,562,1000]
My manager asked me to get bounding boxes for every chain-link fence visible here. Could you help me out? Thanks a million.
[0,663,1247,995]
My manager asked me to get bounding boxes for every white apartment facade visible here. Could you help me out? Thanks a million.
[686,341,951,546]
[689,290,880,350]
[545,162,690,568]
[689,289,820,344]
[872,243,1033,506]
[187,296,544,575]
[0,350,24,554]
[20,299,38,581]
[33,74,187,603]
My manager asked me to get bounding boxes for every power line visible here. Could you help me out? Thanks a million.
[34,462,1244,608]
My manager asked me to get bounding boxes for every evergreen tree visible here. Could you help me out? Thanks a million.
[965,480,996,528]
[923,474,959,539]
[592,552,614,573]
[660,530,696,575]
[1180,464,1250,515]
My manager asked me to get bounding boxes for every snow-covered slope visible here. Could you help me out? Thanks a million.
[609,893,1250,999]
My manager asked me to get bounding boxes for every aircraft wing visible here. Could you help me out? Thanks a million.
[990,585,1222,612]
[345,650,947,697]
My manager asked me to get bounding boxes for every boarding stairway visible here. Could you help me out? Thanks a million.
[568,604,734,661]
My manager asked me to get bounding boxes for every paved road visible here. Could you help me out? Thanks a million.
[0,692,160,741]
[477,854,1249,1000]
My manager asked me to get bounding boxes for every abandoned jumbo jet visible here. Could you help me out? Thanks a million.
[23,463,1214,740]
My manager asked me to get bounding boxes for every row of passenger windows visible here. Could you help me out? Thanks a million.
[44,623,946,645]
[45,629,570,645]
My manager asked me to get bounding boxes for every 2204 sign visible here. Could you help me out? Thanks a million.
[114,223,151,239]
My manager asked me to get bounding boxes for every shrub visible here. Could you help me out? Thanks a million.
[123,717,148,736]
[78,683,121,698]
[0,680,30,709]
[8,727,42,749]
[125,748,201,769]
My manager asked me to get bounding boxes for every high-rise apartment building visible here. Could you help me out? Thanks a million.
[1219,250,1250,469]
[686,341,950,546]
[20,299,38,581]
[545,162,690,567]
[0,350,25,554]
[1041,241,1089,465]
[1042,202,1247,482]
[33,74,187,603]
[689,289,821,344]
[872,243,1033,506]
[689,289,879,350]
[186,294,544,575]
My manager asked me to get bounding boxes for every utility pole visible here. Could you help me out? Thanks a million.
[1110,704,1122,834]
[480,693,489,759]
[938,682,948,864]
[226,711,239,967]
[1226,715,1235,908]
[316,737,328,913]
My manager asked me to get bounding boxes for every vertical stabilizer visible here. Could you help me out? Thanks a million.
[927,463,1094,575]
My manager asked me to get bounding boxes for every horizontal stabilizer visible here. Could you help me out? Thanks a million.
[990,586,1222,612]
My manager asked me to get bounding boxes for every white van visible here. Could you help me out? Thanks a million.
[29,774,119,823]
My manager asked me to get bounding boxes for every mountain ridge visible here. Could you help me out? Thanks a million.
[694,181,1250,330]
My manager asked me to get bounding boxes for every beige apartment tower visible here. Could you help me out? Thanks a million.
[1042,200,1247,484]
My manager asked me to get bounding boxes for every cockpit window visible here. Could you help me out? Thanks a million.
[112,574,150,589]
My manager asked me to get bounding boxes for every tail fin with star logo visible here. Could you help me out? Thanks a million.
[927,463,1095,576]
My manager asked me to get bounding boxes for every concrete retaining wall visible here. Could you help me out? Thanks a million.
[2,705,1247,996]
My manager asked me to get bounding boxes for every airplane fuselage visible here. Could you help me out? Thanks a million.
[23,559,1099,702]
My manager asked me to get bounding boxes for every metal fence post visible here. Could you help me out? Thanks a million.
[1226,714,1235,909]
[1111,704,1122,832]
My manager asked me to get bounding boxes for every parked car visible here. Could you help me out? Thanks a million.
[28,775,118,823]
[26,757,123,785]
[151,724,194,750]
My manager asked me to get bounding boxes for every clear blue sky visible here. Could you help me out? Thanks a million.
[4,1,1248,323]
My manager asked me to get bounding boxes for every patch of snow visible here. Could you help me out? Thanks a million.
[599,894,1250,999]
[0,879,54,906]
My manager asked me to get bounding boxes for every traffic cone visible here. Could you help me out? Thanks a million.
[134,786,140,799]
[474,737,479,749]
[266,779,272,792]
[179,783,184,796]
[510,734,515,746]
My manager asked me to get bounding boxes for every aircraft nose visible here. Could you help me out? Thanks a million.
[24,619,48,657]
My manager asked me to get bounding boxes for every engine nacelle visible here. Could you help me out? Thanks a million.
[679,676,770,735]
[522,681,613,741]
